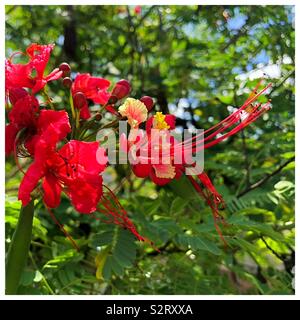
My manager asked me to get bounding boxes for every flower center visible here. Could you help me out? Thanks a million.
[153,112,170,130]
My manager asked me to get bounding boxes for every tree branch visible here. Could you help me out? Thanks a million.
[237,156,295,198]
[269,69,295,97]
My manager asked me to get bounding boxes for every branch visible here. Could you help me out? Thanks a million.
[261,236,283,261]
[269,69,295,96]
[237,156,295,198]
[222,12,253,51]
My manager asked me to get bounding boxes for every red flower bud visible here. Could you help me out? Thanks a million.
[111,79,131,100]
[134,6,142,15]
[59,62,71,74]
[140,96,154,111]
[105,104,119,116]
[62,77,72,88]
[73,92,87,109]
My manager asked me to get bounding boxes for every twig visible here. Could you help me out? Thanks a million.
[237,156,295,198]
[261,236,283,261]
[269,69,295,96]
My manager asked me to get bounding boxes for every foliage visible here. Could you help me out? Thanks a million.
[5,5,295,295]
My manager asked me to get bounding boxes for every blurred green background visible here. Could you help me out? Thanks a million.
[5,5,295,295]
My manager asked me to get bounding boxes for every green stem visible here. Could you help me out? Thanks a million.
[29,252,55,295]
[6,200,35,294]
[41,89,55,110]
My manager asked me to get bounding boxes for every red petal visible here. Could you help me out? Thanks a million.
[67,179,103,213]
[26,43,54,78]
[18,162,45,206]
[146,116,154,134]
[59,140,107,176]
[88,76,110,90]
[92,90,111,105]
[5,60,33,90]
[149,168,171,186]
[8,88,28,105]
[45,68,63,82]
[8,94,39,127]
[72,73,110,105]
[132,163,151,178]
[37,110,71,144]
[79,101,91,119]
[165,115,176,129]
[42,173,62,208]
[32,79,47,94]
[5,123,19,155]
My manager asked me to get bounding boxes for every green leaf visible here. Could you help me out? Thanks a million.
[170,197,189,215]
[20,270,35,286]
[175,234,221,255]
[92,224,137,280]
[43,250,84,270]
[169,175,198,200]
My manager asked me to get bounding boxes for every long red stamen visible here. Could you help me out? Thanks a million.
[172,82,272,152]
[46,205,80,252]
[187,174,227,246]
[174,101,270,154]
[96,185,158,251]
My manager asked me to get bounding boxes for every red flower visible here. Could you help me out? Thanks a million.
[19,140,107,213]
[5,90,40,155]
[129,83,271,187]
[5,87,71,156]
[8,92,39,128]
[25,110,71,155]
[72,73,111,119]
[5,44,62,94]
[126,82,272,244]
[146,112,176,133]
[125,113,183,186]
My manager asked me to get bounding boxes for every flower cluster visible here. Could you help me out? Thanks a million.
[6,43,272,248]
[5,43,148,244]
[117,81,272,244]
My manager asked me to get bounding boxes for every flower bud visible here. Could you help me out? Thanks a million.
[62,77,72,88]
[140,96,154,111]
[111,79,131,100]
[59,62,71,74]
[73,92,87,109]
[105,104,119,115]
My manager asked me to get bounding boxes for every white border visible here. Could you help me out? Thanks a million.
[1,0,298,300]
